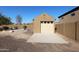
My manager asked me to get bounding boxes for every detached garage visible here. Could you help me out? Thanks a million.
[32,14,55,33]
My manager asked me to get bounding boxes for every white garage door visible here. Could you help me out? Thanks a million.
[41,21,54,33]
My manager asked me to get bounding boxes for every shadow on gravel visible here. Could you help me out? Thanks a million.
[0,35,50,52]
[23,30,33,35]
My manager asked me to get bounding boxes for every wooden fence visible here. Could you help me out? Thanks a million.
[55,22,79,41]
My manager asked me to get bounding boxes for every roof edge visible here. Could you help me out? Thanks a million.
[58,6,79,18]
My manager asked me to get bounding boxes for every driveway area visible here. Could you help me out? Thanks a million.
[27,33,68,44]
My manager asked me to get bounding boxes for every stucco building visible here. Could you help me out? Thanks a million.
[32,14,55,33]
[55,6,79,41]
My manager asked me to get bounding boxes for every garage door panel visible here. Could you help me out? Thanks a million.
[41,23,54,33]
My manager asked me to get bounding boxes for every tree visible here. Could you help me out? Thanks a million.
[16,15,22,25]
[32,18,34,21]
[0,14,13,25]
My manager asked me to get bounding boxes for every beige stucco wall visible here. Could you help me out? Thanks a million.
[55,23,75,40]
[77,22,79,41]
[5,24,33,29]
[32,20,41,33]
[55,23,64,34]
[59,10,79,23]
[64,23,75,40]
[33,14,54,33]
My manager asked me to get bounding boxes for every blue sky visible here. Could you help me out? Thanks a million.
[0,6,76,23]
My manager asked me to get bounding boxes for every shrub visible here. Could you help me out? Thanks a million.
[3,26,9,30]
[23,26,27,30]
[14,26,18,30]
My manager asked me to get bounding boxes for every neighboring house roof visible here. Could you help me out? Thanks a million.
[58,6,79,18]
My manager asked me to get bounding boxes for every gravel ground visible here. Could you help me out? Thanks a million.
[0,29,33,52]
[0,30,79,52]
